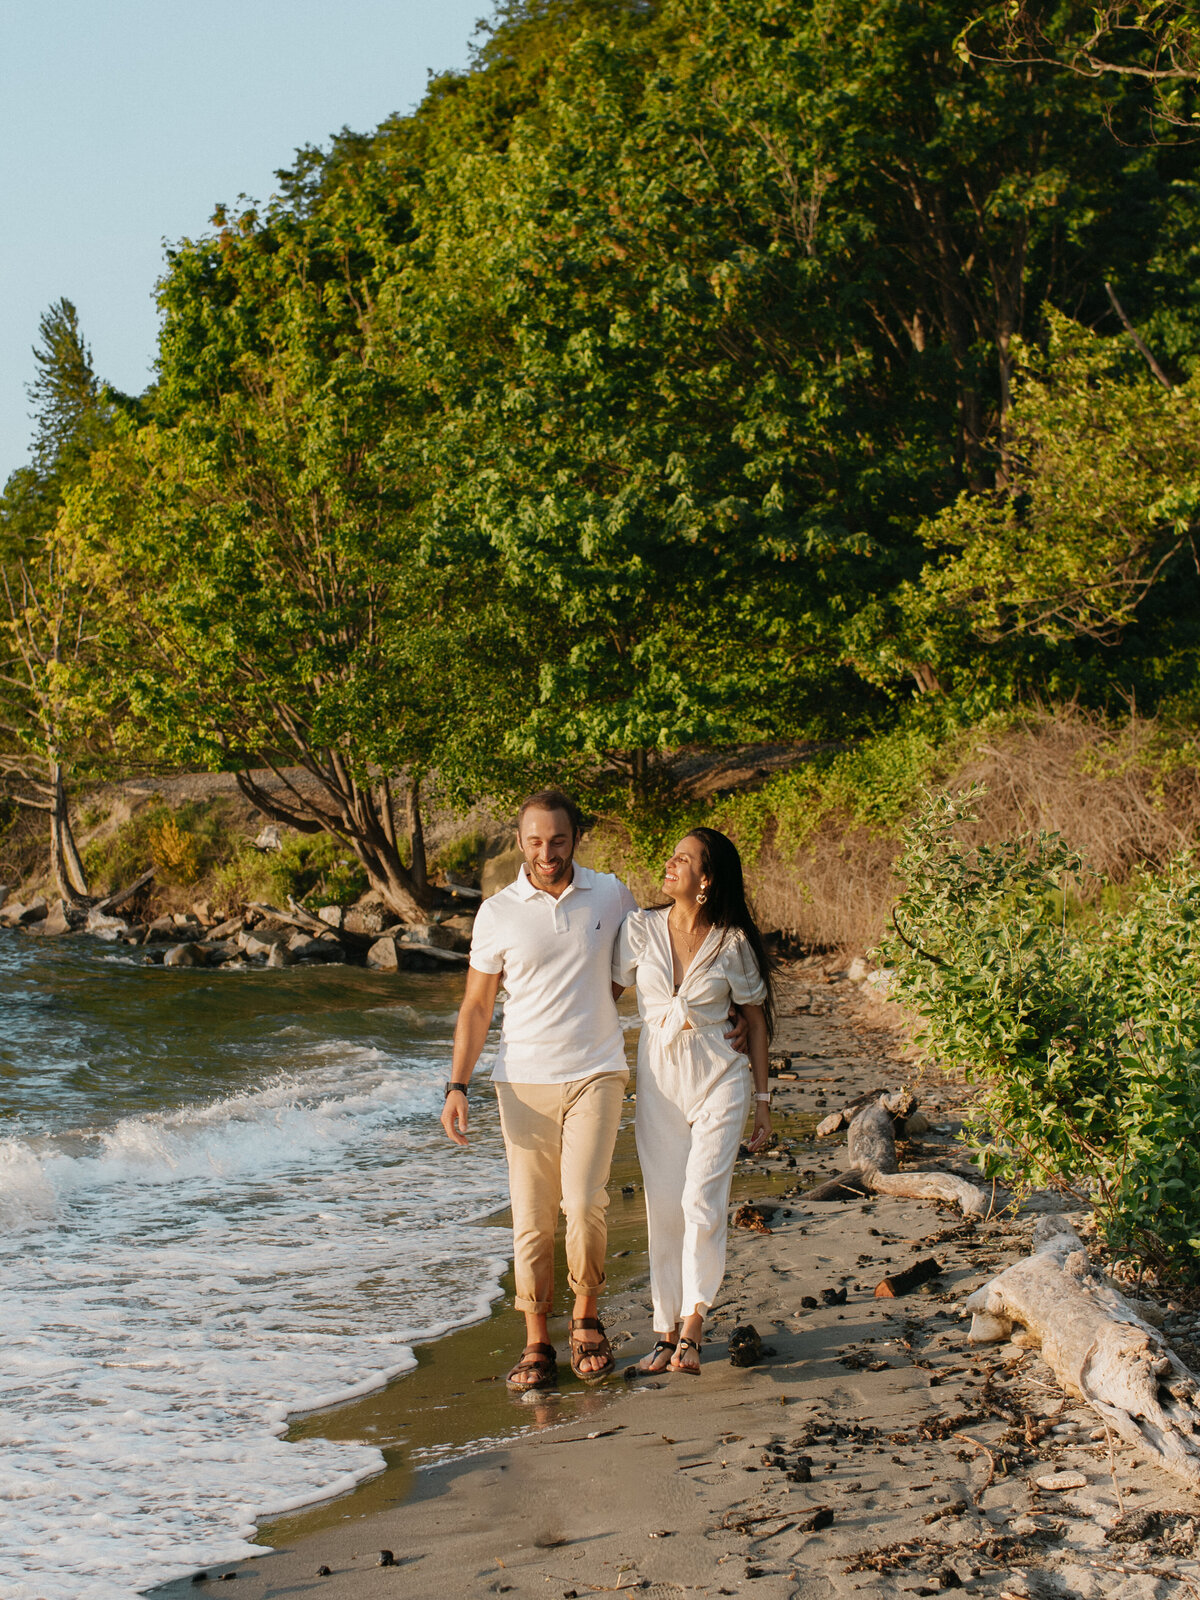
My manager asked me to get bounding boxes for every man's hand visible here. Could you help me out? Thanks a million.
[441,1090,470,1147]
[725,1004,750,1056]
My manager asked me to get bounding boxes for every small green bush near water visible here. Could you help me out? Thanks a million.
[884,789,1200,1285]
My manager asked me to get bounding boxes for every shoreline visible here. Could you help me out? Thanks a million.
[150,964,1200,1599]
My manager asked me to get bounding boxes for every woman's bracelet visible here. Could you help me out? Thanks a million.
[754,1092,771,1104]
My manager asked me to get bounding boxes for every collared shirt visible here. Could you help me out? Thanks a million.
[613,908,767,1045]
[469,863,639,1084]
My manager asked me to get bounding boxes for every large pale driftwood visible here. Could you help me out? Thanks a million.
[806,1096,1000,1217]
[965,1215,1200,1486]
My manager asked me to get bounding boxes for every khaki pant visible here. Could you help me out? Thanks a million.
[495,1071,628,1314]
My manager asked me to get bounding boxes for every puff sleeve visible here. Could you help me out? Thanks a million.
[612,909,647,987]
[726,930,768,1006]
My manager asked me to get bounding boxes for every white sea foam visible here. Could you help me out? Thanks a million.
[0,1043,511,1599]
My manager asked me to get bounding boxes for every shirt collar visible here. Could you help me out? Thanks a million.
[515,862,594,899]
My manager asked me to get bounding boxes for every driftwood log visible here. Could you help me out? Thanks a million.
[966,1215,1200,1487]
[806,1097,1000,1217]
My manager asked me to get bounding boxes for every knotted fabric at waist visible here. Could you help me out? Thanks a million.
[644,996,731,1047]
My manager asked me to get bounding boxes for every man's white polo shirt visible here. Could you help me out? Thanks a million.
[469,863,638,1085]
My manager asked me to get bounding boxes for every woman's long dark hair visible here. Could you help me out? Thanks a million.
[685,826,776,1039]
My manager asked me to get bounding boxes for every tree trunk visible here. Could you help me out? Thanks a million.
[49,765,88,903]
[806,1095,1002,1217]
[234,766,432,924]
[408,776,427,895]
[966,1216,1200,1487]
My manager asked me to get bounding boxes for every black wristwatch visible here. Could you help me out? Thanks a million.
[444,1082,469,1098]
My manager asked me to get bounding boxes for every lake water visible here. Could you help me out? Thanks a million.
[0,931,513,1599]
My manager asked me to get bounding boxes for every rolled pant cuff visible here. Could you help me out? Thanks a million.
[514,1296,554,1314]
[567,1276,606,1297]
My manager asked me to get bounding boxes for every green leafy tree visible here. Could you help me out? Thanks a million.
[0,301,119,901]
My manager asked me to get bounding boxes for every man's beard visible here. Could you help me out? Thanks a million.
[529,853,573,889]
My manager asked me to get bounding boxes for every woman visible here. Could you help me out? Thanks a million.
[613,827,774,1374]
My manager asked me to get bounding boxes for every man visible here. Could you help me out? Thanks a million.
[440,789,635,1388]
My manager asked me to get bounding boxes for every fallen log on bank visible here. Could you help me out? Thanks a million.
[805,1098,1002,1218]
[965,1215,1200,1487]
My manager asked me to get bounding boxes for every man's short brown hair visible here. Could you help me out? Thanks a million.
[517,788,584,836]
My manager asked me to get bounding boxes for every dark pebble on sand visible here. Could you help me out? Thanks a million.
[800,1296,817,1308]
[796,1506,834,1532]
[788,1462,813,1482]
[728,1324,762,1367]
[378,1549,396,1567]
[316,1566,332,1577]
[190,1577,207,1587]
[820,1286,847,1306]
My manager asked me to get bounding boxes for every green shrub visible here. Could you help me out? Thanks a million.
[431,831,485,884]
[83,799,240,893]
[883,789,1200,1283]
[265,831,368,906]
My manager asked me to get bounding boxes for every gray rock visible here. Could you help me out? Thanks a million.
[208,915,246,940]
[241,929,287,959]
[317,906,344,929]
[86,909,130,941]
[266,942,293,968]
[252,824,282,851]
[343,900,393,937]
[164,942,207,967]
[26,899,74,936]
[198,940,239,964]
[366,936,399,970]
[145,914,180,941]
[288,935,345,962]
[2,897,49,927]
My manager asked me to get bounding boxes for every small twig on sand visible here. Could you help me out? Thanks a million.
[1102,1418,1126,1515]
[953,1432,997,1503]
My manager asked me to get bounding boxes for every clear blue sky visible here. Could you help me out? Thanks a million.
[1,0,487,482]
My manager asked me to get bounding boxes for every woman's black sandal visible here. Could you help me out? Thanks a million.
[505,1342,558,1391]
[672,1336,702,1374]
[568,1317,616,1383]
[629,1338,677,1378]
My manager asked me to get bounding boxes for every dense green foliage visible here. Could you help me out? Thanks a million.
[885,790,1200,1281]
[2,0,1199,911]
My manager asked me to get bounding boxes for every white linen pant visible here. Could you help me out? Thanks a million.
[634,1021,750,1330]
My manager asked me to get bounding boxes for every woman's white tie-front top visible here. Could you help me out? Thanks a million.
[612,908,767,1046]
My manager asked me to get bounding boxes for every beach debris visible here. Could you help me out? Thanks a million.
[732,1203,773,1233]
[966,1215,1200,1486]
[1034,1471,1088,1492]
[316,1566,332,1576]
[800,1295,818,1308]
[795,1506,834,1532]
[728,1325,763,1366]
[219,1575,238,1583]
[875,1258,944,1298]
[377,1549,396,1567]
[820,1286,847,1306]
[190,1577,208,1587]
[806,1096,1002,1217]
[1106,1510,1160,1542]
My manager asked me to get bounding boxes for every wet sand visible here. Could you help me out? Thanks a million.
[151,964,1200,1600]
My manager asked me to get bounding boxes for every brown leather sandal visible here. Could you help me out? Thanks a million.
[505,1341,558,1391]
[568,1317,615,1383]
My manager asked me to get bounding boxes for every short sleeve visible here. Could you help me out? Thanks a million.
[612,910,646,987]
[727,931,768,1006]
[468,899,504,975]
[616,878,639,918]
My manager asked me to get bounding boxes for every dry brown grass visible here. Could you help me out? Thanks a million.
[728,707,1200,954]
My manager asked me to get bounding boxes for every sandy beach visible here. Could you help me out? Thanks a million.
[151,963,1200,1600]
